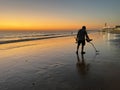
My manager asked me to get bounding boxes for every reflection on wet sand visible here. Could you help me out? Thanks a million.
[76,53,90,75]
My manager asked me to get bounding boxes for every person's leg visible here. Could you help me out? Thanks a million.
[81,45,84,53]
[76,42,80,53]
[76,44,79,53]
[81,40,85,54]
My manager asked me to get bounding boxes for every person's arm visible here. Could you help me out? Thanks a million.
[85,30,92,42]
[85,30,89,39]
[76,30,80,42]
[77,30,79,38]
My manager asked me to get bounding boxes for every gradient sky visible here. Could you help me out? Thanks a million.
[0,0,120,30]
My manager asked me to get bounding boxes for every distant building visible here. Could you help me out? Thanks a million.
[102,23,114,32]
[102,23,120,32]
[114,25,120,30]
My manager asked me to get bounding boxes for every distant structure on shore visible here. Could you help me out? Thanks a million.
[102,23,114,32]
[102,23,120,32]
[114,26,120,30]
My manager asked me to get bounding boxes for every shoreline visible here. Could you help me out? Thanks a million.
[0,34,75,45]
[0,30,98,45]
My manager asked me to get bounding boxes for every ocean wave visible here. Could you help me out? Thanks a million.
[0,30,96,45]
[0,34,74,44]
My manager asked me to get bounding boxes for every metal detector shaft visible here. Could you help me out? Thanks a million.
[89,42,98,52]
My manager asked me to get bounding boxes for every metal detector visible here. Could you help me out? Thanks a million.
[86,38,99,53]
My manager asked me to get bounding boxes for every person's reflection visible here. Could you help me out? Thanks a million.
[76,53,90,75]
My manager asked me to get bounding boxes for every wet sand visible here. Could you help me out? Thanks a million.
[0,32,120,90]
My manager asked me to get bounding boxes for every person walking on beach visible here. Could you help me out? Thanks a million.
[76,26,92,54]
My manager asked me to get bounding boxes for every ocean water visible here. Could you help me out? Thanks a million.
[0,30,75,44]
[0,30,97,44]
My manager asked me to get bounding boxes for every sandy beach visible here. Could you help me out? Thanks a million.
[0,32,120,90]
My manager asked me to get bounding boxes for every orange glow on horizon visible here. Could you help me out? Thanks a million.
[0,16,102,31]
[0,21,101,31]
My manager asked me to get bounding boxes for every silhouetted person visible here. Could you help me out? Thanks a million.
[76,26,92,54]
[76,53,90,75]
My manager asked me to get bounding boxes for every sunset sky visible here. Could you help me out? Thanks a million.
[0,0,120,31]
